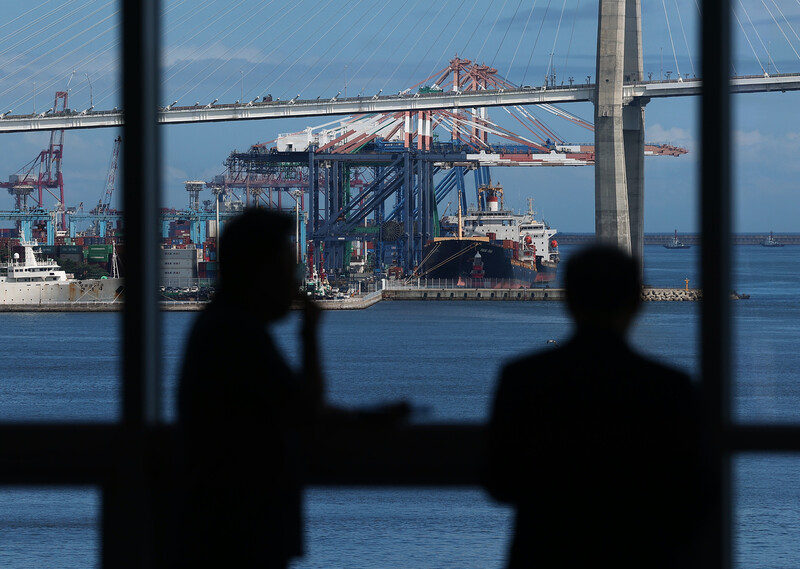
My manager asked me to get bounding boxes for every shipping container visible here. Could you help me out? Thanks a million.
[87,245,112,262]
[39,245,58,258]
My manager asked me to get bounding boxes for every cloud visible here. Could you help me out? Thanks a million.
[733,128,800,170]
[164,43,270,67]
[646,123,696,150]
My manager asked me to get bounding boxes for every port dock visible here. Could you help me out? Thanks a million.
[383,286,703,302]
[382,287,567,301]
[0,286,708,312]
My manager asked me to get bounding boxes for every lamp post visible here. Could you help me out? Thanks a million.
[292,190,303,264]
[85,73,93,108]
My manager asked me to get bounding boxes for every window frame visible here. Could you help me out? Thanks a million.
[1,1,799,568]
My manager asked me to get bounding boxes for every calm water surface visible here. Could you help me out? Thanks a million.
[1,245,799,568]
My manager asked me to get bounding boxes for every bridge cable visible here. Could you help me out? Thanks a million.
[661,0,683,80]
[0,0,80,53]
[561,0,580,74]
[0,6,118,107]
[242,1,339,101]
[63,0,197,110]
[458,0,494,60]
[761,0,800,65]
[365,0,426,94]
[740,0,781,73]
[163,0,256,101]
[476,0,509,64]
[292,0,385,99]
[506,1,537,84]
[422,0,472,87]
[520,0,553,88]
[733,4,767,75]
[177,2,273,103]
[0,1,113,93]
[351,0,415,96]
[256,0,346,98]
[545,0,568,85]
[270,1,365,101]
[378,0,441,93]
[673,0,696,78]
[491,0,523,69]
[173,0,279,104]
[353,0,417,95]
[400,0,458,91]
[0,0,85,61]
[770,0,800,51]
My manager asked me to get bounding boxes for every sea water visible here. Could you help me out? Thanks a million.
[1,245,799,568]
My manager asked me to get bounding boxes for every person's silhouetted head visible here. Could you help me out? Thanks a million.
[217,207,298,321]
[565,244,641,333]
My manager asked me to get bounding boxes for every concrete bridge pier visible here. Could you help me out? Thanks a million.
[595,0,646,266]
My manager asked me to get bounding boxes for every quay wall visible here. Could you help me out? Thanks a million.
[384,287,703,302]
[0,287,714,312]
[383,288,566,301]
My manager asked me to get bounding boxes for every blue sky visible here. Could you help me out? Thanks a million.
[0,0,798,233]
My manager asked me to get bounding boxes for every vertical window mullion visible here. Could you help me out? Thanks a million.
[700,1,732,568]
[121,0,162,428]
[104,0,162,567]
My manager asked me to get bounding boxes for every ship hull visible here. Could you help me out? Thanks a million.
[418,239,556,287]
[0,278,124,305]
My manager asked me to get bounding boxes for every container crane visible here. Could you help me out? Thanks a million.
[94,136,121,215]
[88,136,121,236]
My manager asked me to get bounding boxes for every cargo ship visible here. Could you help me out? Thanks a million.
[415,184,559,287]
[0,237,123,304]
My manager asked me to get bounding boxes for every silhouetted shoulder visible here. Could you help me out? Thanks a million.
[484,332,702,569]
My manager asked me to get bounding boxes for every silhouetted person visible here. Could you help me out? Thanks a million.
[173,207,408,568]
[484,244,706,569]
[174,208,327,569]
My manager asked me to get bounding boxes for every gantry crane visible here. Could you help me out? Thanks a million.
[87,135,122,237]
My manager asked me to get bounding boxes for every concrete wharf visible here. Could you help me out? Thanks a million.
[381,286,703,302]
[0,286,711,312]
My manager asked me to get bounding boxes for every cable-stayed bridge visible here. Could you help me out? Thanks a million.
[2,0,800,275]
[2,73,800,133]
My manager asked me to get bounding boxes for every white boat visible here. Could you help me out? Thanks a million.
[0,237,124,305]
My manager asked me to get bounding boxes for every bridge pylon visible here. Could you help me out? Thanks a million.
[595,0,646,267]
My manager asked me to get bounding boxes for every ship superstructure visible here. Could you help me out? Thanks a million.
[0,237,123,304]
